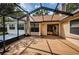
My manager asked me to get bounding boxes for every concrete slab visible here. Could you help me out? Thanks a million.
[47,39,79,55]
[2,35,79,55]
[29,38,51,53]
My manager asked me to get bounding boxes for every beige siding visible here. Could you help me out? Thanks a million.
[60,21,70,38]
[41,22,60,36]
[41,23,47,36]
[60,12,79,39]
[59,13,79,47]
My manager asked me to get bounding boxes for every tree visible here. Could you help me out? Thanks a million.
[12,7,25,17]
[66,3,79,12]
[0,3,25,23]
[0,3,16,16]
[32,9,48,16]
[0,3,16,23]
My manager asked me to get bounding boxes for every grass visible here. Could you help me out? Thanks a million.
[0,32,3,35]
[0,32,8,35]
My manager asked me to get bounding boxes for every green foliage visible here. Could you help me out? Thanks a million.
[11,7,25,17]
[0,3,16,16]
[0,32,8,35]
[32,9,48,16]
[0,3,16,23]
[66,3,78,12]
[0,17,14,24]
[0,3,25,23]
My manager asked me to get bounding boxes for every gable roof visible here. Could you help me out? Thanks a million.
[30,14,64,22]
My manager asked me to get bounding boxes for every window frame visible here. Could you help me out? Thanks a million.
[31,23,39,32]
[70,19,79,35]
[18,24,24,30]
[9,24,15,30]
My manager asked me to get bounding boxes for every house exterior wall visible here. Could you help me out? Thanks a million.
[30,22,60,36]
[60,12,79,39]
[41,22,47,36]
[59,12,79,46]
[41,22,60,36]
[6,22,17,34]
[6,22,25,35]
[6,12,79,38]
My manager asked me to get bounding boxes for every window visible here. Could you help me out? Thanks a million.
[70,19,79,35]
[31,23,39,32]
[0,25,7,32]
[47,24,53,32]
[47,24,57,32]
[9,24,15,30]
[18,24,24,30]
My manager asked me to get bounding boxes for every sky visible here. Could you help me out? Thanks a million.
[20,3,61,15]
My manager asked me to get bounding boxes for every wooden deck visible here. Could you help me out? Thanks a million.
[2,35,79,55]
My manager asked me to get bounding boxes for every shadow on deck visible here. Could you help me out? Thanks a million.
[1,35,79,55]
